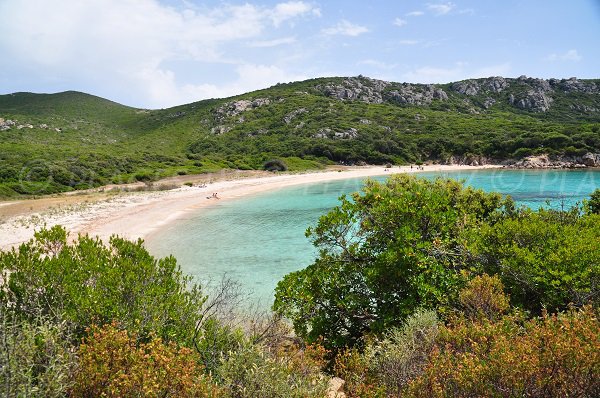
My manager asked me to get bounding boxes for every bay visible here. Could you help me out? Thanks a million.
[146,169,600,305]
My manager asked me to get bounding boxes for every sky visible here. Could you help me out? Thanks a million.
[0,0,599,109]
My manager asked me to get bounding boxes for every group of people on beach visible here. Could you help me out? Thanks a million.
[206,192,219,199]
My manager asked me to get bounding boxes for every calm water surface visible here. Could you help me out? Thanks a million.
[146,169,600,305]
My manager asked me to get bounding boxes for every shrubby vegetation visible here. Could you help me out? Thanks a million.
[1,177,598,396]
[274,175,516,349]
[274,175,599,351]
[2,78,600,197]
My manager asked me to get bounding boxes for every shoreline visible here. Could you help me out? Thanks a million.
[0,164,499,250]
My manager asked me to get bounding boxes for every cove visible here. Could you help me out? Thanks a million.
[146,169,600,305]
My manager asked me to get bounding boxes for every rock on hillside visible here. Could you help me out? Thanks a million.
[313,75,600,113]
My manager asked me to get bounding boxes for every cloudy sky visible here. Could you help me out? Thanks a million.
[1,0,598,108]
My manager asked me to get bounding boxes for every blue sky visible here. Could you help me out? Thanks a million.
[1,0,598,108]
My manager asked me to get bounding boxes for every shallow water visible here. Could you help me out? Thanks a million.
[146,169,600,305]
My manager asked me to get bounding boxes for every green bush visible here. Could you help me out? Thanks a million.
[0,309,75,398]
[469,210,600,313]
[217,343,328,398]
[587,188,600,215]
[263,159,288,172]
[0,226,206,343]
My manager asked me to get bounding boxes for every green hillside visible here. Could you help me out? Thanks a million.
[1,76,599,197]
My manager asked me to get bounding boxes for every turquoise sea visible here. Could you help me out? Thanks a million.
[146,169,600,305]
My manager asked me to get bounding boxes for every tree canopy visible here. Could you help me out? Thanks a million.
[273,175,599,350]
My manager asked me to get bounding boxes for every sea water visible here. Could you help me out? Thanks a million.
[146,169,600,305]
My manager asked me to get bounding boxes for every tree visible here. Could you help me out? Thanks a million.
[273,175,514,349]
[587,188,600,215]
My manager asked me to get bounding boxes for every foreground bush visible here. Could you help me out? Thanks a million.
[0,226,206,343]
[406,306,600,397]
[0,309,75,397]
[334,309,438,397]
[70,322,218,397]
[217,342,328,398]
[470,210,600,313]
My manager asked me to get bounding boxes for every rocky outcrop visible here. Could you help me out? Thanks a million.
[386,84,448,105]
[451,77,509,96]
[582,152,600,167]
[0,118,15,131]
[550,77,599,93]
[313,127,358,139]
[570,104,599,113]
[210,125,231,135]
[312,75,600,114]
[317,76,449,105]
[214,98,271,120]
[508,153,600,169]
[447,154,494,166]
[283,108,307,124]
[318,77,389,103]
[509,89,554,112]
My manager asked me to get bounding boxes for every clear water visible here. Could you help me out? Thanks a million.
[146,169,600,305]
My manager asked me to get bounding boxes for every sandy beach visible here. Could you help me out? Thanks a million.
[0,164,500,250]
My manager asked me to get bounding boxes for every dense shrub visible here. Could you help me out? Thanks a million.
[588,188,600,214]
[365,309,439,395]
[406,306,600,397]
[335,309,439,397]
[70,322,218,397]
[0,309,75,397]
[458,274,510,320]
[263,159,288,172]
[469,210,600,313]
[0,226,206,343]
[217,342,328,398]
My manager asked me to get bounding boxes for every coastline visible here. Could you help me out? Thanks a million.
[0,164,499,250]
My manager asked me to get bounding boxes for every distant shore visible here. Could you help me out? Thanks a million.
[0,164,500,250]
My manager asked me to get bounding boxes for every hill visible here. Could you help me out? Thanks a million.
[1,76,599,197]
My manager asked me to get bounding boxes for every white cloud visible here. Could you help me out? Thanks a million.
[403,65,464,83]
[0,0,320,107]
[472,63,512,78]
[399,39,420,45]
[183,64,308,100]
[406,11,424,16]
[545,49,582,62]
[427,2,456,15]
[249,36,297,47]
[269,1,320,26]
[393,17,407,27]
[322,20,369,36]
[458,8,475,15]
[359,59,398,70]
[402,62,510,83]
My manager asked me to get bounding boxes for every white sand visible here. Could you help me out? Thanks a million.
[0,164,500,250]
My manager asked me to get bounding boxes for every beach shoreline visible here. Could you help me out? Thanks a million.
[0,164,500,250]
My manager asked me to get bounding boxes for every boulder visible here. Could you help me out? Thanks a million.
[327,377,346,398]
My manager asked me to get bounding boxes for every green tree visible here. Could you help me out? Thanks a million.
[587,188,600,215]
[273,175,514,349]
